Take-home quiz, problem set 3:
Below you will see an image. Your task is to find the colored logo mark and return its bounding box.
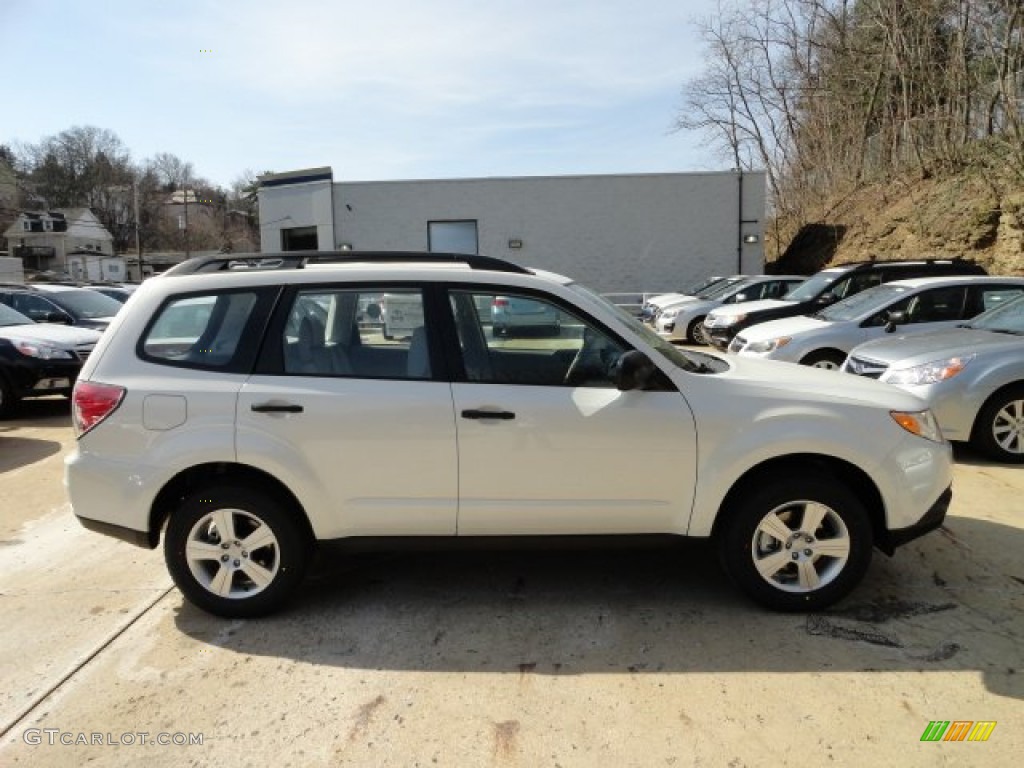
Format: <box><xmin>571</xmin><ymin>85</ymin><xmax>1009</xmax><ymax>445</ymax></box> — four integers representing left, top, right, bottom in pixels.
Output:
<box><xmin>920</xmin><ymin>721</ymin><xmax>996</xmax><ymax>742</ymax></box>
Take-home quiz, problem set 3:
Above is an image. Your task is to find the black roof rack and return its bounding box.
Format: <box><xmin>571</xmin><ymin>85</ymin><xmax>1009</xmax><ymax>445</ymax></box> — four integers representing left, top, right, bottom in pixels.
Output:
<box><xmin>161</xmin><ymin>251</ymin><xmax>532</xmax><ymax>277</ymax></box>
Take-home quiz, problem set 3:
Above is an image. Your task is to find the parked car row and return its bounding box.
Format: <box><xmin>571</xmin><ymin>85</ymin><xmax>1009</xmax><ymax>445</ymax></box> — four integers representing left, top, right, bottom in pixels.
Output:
<box><xmin>0</xmin><ymin>283</ymin><xmax>135</xmax><ymax>417</ymax></box>
<box><xmin>649</xmin><ymin>259</ymin><xmax>1021</xmax><ymax>463</ymax></box>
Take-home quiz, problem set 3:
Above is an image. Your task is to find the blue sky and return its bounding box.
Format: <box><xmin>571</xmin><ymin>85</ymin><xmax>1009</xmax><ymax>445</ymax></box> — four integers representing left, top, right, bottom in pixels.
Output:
<box><xmin>2</xmin><ymin>0</ymin><xmax>725</xmax><ymax>188</ymax></box>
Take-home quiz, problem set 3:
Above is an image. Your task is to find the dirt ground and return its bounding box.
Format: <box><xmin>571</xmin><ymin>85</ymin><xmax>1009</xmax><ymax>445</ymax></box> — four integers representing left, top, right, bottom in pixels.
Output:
<box><xmin>1</xmin><ymin>397</ymin><xmax>1021</xmax><ymax>767</ymax></box>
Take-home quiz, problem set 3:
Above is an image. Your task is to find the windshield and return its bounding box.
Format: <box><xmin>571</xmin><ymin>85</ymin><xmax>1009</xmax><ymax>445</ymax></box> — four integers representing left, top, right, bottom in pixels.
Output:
<box><xmin>48</xmin><ymin>289</ymin><xmax>123</xmax><ymax>319</ymax></box>
<box><xmin>0</xmin><ymin>303</ymin><xmax>35</xmax><ymax>327</ymax></box>
<box><xmin>570</xmin><ymin>283</ymin><xmax>726</xmax><ymax>373</ymax></box>
<box><xmin>682</xmin><ymin>276</ymin><xmax>724</xmax><ymax>296</ymax></box>
<box><xmin>816</xmin><ymin>284</ymin><xmax>907</xmax><ymax>322</ymax></box>
<box><xmin>965</xmin><ymin>293</ymin><xmax>1024</xmax><ymax>334</ymax></box>
<box><xmin>699</xmin><ymin>277</ymin><xmax>748</xmax><ymax>300</ymax></box>
<box><xmin>782</xmin><ymin>269</ymin><xmax>848</xmax><ymax>301</ymax></box>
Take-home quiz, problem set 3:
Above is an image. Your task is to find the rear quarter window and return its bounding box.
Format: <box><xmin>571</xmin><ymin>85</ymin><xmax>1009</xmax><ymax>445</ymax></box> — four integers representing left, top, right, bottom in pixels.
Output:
<box><xmin>139</xmin><ymin>289</ymin><xmax>274</xmax><ymax>371</ymax></box>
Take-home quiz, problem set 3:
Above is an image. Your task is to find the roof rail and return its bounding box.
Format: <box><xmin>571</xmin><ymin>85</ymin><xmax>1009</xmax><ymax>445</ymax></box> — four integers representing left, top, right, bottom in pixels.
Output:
<box><xmin>161</xmin><ymin>251</ymin><xmax>532</xmax><ymax>277</ymax></box>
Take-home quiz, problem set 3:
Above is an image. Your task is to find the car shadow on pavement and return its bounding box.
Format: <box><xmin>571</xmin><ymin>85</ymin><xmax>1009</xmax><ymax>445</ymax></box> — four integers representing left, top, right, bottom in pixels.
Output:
<box><xmin>1</xmin><ymin>397</ymin><xmax>71</xmax><ymax>428</ymax></box>
<box><xmin>173</xmin><ymin>517</ymin><xmax>1024</xmax><ymax>701</ymax></box>
<box><xmin>0</xmin><ymin>436</ymin><xmax>63</xmax><ymax>474</ymax></box>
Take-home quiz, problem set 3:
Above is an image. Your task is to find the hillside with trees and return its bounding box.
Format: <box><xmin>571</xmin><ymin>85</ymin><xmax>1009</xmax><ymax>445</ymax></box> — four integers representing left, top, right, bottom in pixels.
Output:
<box><xmin>1</xmin><ymin>126</ymin><xmax>263</xmax><ymax>260</ymax></box>
<box><xmin>679</xmin><ymin>0</ymin><xmax>1023</xmax><ymax>274</ymax></box>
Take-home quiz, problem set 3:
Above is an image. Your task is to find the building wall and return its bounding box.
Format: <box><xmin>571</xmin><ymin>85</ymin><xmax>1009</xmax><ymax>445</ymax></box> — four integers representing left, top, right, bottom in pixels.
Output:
<box><xmin>258</xmin><ymin>178</ymin><xmax>335</xmax><ymax>254</ymax></box>
<box><xmin>260</xmin><ymin>171</ymin><xmax>766</xmax><ymax>293</ymax></box>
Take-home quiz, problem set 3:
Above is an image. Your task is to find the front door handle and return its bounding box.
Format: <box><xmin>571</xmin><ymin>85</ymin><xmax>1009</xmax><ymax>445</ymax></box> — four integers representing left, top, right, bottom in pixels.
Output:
<box><xmin>461</xmin><ymin>409</ymin><xmax>515</xmax><ymax>420</ymax></box>
<box><xmin>251</xmin><ymin>402</ymin><xmax>304</xmax><ymax>413</ymax></box>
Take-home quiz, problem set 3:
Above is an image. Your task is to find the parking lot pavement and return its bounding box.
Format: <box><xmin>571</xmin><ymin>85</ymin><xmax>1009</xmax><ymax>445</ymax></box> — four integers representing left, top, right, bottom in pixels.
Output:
<box><xmin>1</xmin><ymin>405</ymin><xmax>1023</xmax><ymax>766</ymax></box>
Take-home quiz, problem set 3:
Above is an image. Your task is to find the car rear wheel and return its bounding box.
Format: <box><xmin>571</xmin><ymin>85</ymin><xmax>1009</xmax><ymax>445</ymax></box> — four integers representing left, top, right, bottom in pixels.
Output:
<box><xmin>971</xmin><ymin>386</ymin><xmax>1024</xmax><ymax>463</ymax></box>
<box><xmin>164</xmin><ymin>485</ymin><xmax>310</xmax><ymax>618</ymax></box>
<box><xmin>800</xmin><ymin>350</ymin><xmax>846</xmax><ymax>370</ymax></box>
<box><xmin>718</xmin><ymin>476</ymin><xmax>873</xmax><ymax>611</ymax></box>
<box><xmin>687</xmin><ymin>317</ymin><xmax>709</xmax><ymax>345</ymax></box>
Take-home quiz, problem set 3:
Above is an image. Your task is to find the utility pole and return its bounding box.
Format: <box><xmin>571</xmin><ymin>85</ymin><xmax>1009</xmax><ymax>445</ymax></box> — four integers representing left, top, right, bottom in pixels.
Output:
<box><xmin>133</xmin><ymin>178</ymin><xmax>144</xmax><ymax>280</ymax></box>
<box><xmin>182</xmin><ymin>171</ymin><xmax>190</xmax><ymax>259</ymax></box>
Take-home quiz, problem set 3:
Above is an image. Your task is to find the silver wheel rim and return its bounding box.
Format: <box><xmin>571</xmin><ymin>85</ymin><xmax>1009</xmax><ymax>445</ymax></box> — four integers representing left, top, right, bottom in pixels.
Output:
<box><xmin>750</xmin><ymin>500</ymin><xmax>851</xmax><ymax>593</ymax></box>
<box><xmin>992</xmin><ymin>398</ymin><xmax>1024</xmax><ymax>455</ymax></box>
<box><xmin>810</xmin><ymin>358</ymin><xmax>840</xmax><ymax>370</ymax></box>
<box><xmin>185</xmin><ymin>508</ymin><xmax>281</xmax><ymax>599</ymax></box>
<box><xmin>692</xmin><ymin>321</ymin><xmax>709</xmax><ymax>345</ymax></box>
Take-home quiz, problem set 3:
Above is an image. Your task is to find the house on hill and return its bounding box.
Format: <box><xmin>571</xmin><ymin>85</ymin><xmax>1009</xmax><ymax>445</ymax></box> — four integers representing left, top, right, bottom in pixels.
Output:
<box><xmin>2</xmin><ymin>208</ymin><xmax>125</xmax><ymax>280</ymax></box>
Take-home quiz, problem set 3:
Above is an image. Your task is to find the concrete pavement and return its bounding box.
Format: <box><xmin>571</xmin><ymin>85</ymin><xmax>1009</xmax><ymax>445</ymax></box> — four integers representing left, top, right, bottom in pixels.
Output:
<box><xmin>1</xmin><ymin>397</ymin><xmax>1022</xmax><ymax>766</ymax></box>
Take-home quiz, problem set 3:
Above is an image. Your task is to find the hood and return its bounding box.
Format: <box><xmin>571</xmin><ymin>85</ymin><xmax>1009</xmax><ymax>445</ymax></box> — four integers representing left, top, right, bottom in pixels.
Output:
<box><xmin>704</xmin><ymin>352</ymin><xmax>928</xmax><ymax>412</ymax></box>
<box><xmin>706</xmin><ymin>298</ymin><xmax>794</xmax><ymax>320</ymax></box>
<box><xmin>850</xmin><ymin>328</ymin><xmax>1024</xmax><ymax>366</ymax></box>
<box><xmin>737</xmin><ymin>314</ymin><xmax>830</xmax><ymax>342</ymax></box>
<box><xmin>662</xmin><ymin>298</ymin><xmax>718</xmax><ymax>317</ymax></box>
<box><xmin>0</xmin><ymin>322</ymin><xmax>103</xmax><ymax>348</ymax></box>
<box><xmin>651</xmin><ymin>293</ymin><xmax>699</xmax><ymax>309</ymax></box>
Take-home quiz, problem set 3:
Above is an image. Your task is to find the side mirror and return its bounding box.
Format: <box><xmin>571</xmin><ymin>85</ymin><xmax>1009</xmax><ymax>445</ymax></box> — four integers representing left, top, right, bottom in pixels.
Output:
<box><xmin>817</xmin><ymin>292</ymin><xmax>837</xmax><ymax>305</ymax></box>
<box><xmin>43</xmin><ymin>311</ymin><xmax>72</xmax><ymax>324</ymax></box>
<box><xmin>884</xmin><ymin>310</ymin><xmax>907</xmax><ymax>333</ymax></box>
<box><xmin>613</xmin><ymin>350</ymin><xmax>656</xmax><ymax>391</ymax></box>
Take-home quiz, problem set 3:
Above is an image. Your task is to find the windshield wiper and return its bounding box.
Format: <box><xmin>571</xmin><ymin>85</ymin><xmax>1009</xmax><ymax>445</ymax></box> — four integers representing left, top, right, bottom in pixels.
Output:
<box><xmin>986</xmin><ymin>328</ymin><xmax>1024</xmax><ymax>336</ymax></box>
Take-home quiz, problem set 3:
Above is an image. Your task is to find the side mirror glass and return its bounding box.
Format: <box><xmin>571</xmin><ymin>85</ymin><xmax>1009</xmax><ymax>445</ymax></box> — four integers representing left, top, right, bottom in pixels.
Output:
<box><xmin>885</xmin><ymin>310</ymin><xmax>907</xmax><ymax>333</ymax></box>
<box><xmin>44</xmin><ymin>311</ymin><xmax>72</xmax><ymax>324</ymax></box>
<box><xmin>613</xmin><ymin>350</ymin><xmax>656</xmax><ymax>391</ymax></box>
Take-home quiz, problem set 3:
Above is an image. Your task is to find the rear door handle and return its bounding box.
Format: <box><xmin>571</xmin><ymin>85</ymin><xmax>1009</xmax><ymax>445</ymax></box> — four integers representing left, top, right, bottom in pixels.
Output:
<box><xmin>461</xmin><ymin>409</ymin><xmax>515</xmax><ymax>420</ymax></box>
<box><xmin>251</xmin><ymin>402</ymin><xmax>304</xmax><ymax>413</ymax></box>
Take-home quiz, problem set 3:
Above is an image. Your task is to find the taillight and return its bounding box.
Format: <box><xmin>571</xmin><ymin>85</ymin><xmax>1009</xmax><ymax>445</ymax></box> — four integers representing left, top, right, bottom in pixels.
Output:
<box><xmin>493</xmin><ymin>297</ymin><xmax>509</xmax><ymax>307</ymax></box>
<box><xmin>72</xmin><ymin>381</ymin><xmax>125</xmax><ymax>437</ymax></box>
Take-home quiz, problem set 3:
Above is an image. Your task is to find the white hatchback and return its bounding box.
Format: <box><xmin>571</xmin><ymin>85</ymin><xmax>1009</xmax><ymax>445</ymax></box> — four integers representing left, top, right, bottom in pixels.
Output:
<box><xmin>67</xmin><ymin>252</ymin><xmax>953</xmax><ymax>617</ymax></box>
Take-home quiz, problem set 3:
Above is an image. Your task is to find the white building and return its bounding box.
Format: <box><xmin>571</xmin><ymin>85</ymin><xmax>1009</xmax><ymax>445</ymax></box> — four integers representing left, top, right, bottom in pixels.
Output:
<box><xmin>258</xmin><ymin>167</ymin><xmax>766</xmax><ymax>293</ymax></box>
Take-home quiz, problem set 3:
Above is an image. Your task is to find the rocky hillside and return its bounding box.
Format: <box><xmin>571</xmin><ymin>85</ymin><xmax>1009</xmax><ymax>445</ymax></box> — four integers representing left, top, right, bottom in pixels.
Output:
<box><xmin>770</xmin><ymin>165</ymin><xmax>1024</xmax><ymax>277</ymax></box>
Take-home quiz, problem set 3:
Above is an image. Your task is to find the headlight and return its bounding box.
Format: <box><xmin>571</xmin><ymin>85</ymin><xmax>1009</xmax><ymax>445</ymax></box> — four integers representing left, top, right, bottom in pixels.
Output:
<box><xmin>13</xmin><ymin>340</ymin><xmax>75</xmax><ymax>360</ymax></box>
<box><xmin>890</xmin><ymin>410</ymin><xmax>944</xmax><ymax>443</ymax></box>
<box><xmin>661</xmin><ymin>308</ymin><xmax>679</xmax><ymax>319</ymax></box>
<box><xmin>714</xmin><ymin>313</ymin><xmax>747</xmax><ymax>327</ymax></box>
<box><xmin>745</xmin><ymin>337</ymin><xmax>791</xmax><ymax>354</ymax></box>
<box><xmin>885</xmin><ymin>355</ymin><xmax>974</xmax><ymax>387</ymax></box>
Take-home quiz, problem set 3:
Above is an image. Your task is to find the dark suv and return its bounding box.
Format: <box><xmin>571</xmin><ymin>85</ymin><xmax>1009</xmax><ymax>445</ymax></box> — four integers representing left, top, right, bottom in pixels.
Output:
<box><xmin>703</xmin><ymin>259</ymin><xmax>986</xmax><ymax>349</ymax></box>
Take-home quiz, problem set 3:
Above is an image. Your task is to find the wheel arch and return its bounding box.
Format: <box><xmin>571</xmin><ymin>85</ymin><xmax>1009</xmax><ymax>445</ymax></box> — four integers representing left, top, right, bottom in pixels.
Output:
<box><xmin>149</xmin><ymin>462</ymin><xmax>314</xmax><ymax>548</ymax></box>
<box><xmin>971</xmin><ymin>380</ymin><xmax>1024</xmax><ymax>433</ymax></box>
<box><xmin>710</xmin><ymin>453</ymin><xmax>888</xmax><ymax>552</ymax></box>
<box><xmin>799</xmin><ymin>348</ymin><xmax>847</xmax><ymax>366</ymax></box>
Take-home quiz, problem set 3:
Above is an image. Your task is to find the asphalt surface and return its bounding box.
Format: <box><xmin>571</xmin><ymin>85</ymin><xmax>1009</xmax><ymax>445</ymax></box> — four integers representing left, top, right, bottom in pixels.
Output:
<box><xmin>1</xmin><ymin>396</ymin><xmax>1022</xmax><ymax>767</ymax></box>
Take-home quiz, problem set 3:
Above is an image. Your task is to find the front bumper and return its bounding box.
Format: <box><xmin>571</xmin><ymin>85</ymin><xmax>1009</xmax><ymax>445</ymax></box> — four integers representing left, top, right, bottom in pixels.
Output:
<box><xmin>4</xmin><ymin>356</ymin><xmax>82</xmax><ymax>397</ymax></box>
<box><xmin>877</xmin><ymin>486</ymin><xmax>951</xmax><ymax>555</ymax></box>
<box><xmin>706</xmin><ymin>327</ymin><xmax>737</xmax><ymax>350</ymax></box>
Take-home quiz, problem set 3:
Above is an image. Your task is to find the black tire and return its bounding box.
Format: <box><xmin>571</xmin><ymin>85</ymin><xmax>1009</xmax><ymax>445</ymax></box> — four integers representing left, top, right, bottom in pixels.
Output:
<box><xmin>718</xmin><ymin>476</ymin><xmax>873</xmax><ymax>611</ymax></box>
<box><xmin>800</xmin><ymin>350</ymin><xmax>846</xmax><ymax>370</ymax></box>
<box><xmin>0</xmin><ymin>375</ymin><xmax>19</xmax><ymax>419</ymax></box>
<box><xmin>164</xmin><ymin>485</ymin><xmax>311</xmax><ymax>618</ymax></box>
<box><xmin>971</xmin><ymin>386</ymin><xmax>1024</xmax><ymax>463</ymax></box>
<box><xmin>686</xmin><ymin>316</ymin><xmax>709</xmax><ymax>345</ymax></box>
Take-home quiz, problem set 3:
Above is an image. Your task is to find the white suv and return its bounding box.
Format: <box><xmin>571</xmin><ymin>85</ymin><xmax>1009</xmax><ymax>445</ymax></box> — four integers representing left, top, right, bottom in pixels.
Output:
<box><xmin>67</xmin><ymin>252</ymin><xmax>953</xmax><ymax>617</ymax></box>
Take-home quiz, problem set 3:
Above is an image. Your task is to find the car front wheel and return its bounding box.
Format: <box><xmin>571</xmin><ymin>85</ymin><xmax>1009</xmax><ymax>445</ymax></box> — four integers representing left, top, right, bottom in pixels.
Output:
<box><xmin>972</xmin><ymin>386</ymin><xmax>1024</xmax><ymax>463</ymax></box>
<box><xmin>718</xmin><ymin>477</ymin><xmax>873</xmax><ymax>611</ymax></box>
<box><xmin>687</xmin><ymin>317</ymin><xmax>709</xmax><ymax>345</ymax></box>
<box><xmin>164</xmin><ymin>485</ymin><xmax>310</xmax><ymax>618</ymax></box>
